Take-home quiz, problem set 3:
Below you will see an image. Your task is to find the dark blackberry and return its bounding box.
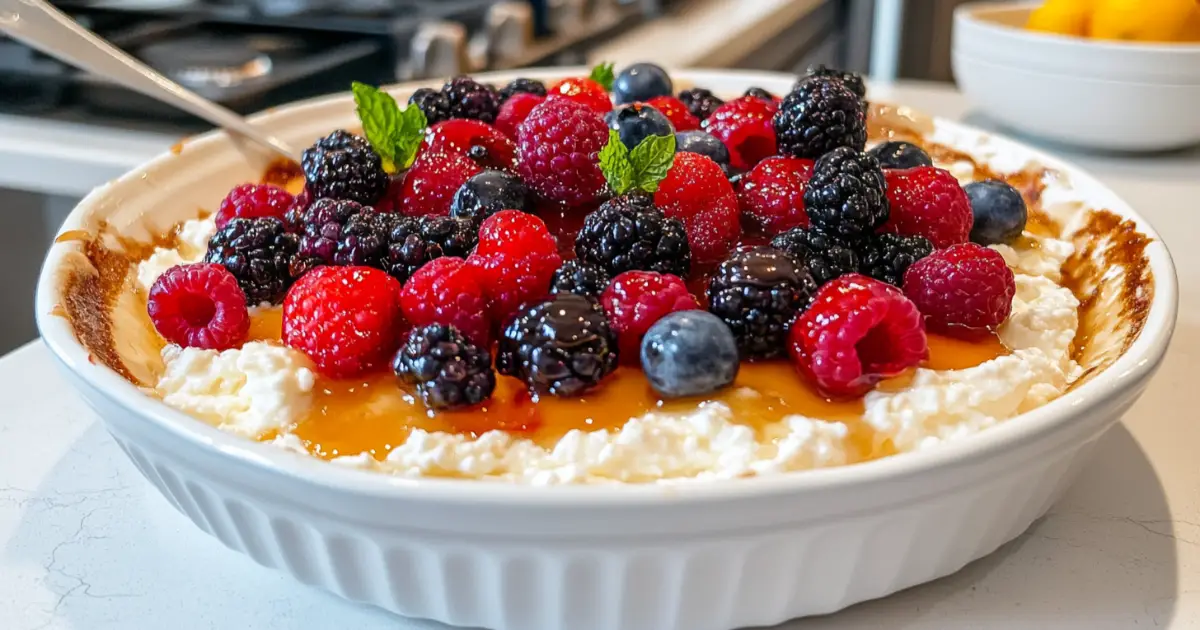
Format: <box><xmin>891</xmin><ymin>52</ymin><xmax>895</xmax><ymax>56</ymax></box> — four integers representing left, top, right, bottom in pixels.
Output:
<box><xmin>773</xmin><ymin>76</ymin><xmax>867</xmax><ymax>159</ymax></box>
<box><xmin>744</xmin><ymin>87</ymin><xmax>777</xmax><ymax>102</ymax></box>
<box><xmin>801</xmin><ymin>64</ymin><xmax>867</xmax><ymax>100</ymax></box>
<box><xmin>381</xmin><ymin>215</ymin><xmax>478</xmax><ymax>283</ymax></box>
<box><xmin>203</xmin><ymin>217</ymin><xmax>298</xmax><ymax>305</ymax></box>
<box><xmin>289</xmin><ymin>198</ymin><xmax>375</xmax><ymax>278</ymax></box>
<box><xmin>498</xmin><ymin>77</ymin><xmax>547</xmax><ymax>103</ymax></box>
<box><xmin>857</xmin><ymin>232</ymin><xmax>933</xmax><ymax>287</ymax></box>
<box><xmin>574</xmin><ymin>195</ymin><xmax>691</xmax><ymax>278</ymax></box>
<box><xmin>408</xmin><ymin>87</ymin><xmax>451</xmax><ymax>125</ymax></box>
<box><xmin>393</xmin><ymin>324</ymin><xmax>495</xmax><ymax>410</ymax></box>
<box><xmin>442</xmin><ymin>76</ymin><xmax>500</xmax><ymax>123</ymax></box>
<box><xmin>497</xmin><ymin>294</ymin><xmax>619</xmax><ymax>396</ymax></box>
<box><xmin>300</xmin><ymin>130</ymin><xmax>388</xmax><ymax>206</ymax></box>
<box><xmin>803</xmin><ymin>146</ymin><xmax>889</xmax><ymax>239</ymax></box>
<box><xmin>550</xmin><ymin>259</ymin><xmax>611</xmax><ymax>298</ymax></box>
<box><xmin>707</xmin><ymin>246</ymin><xmax>816</xmax><ymax>359</ymax></box>
<box><xmin>770</xmin><ymin>227</ymin><xmax>860</xmax><ymax>287</ymax></box>
<box><xmin>450</xmin><ymin>169</ymin><xmax>532</xmax><ymax>223</ymax></box>
<box><xmin>677</xmin><ymin>87</ymin><xmax>724</xmax><ymax>121</ymax></box>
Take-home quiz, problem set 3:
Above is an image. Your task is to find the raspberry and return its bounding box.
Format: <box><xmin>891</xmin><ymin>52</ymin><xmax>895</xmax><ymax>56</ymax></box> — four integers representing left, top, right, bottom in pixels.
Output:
<box><xmin>475</xmin><ymin>210</ymin><xmax>558</xmax><ymax>259</ymax></box>
<box><xmin>677</xmin><ymin>87</ymin><xmax>724</xmax><ymax>121</ymax></box>
<box><xmin>902</xmin><ymin>243</ymin><xmax>1015</xmax><ymax>335</ymax></box>
<box><xmin>770</xmin><ymin>227</ymin><xmax>858</xmax><ymax>287</ymax></box>
<box><xmin>204</xmin><ymin>216</ymin><xmax>298</xmax><ymax>305</ymax></box>
<box><xmin>801</xmin><ymin>64</ymin><xmax>867</xmax><ymax>100</ymax></box>
<box><xmin>516</xmin><ymin>98</ymin><xmax>608</xmax><ymax>206</ymax></box>
<box><xmin>550</xmin><ymin>259</ymin><xmax>610</xmax><ymax>298</ymax></box>
<box><xmin>653</xmin><ymin>152</ymin><xmax>740</xmax><ymax>263</ymax></box>
<box><xmin>399</xmin><ymin>150</ymin><xmax>482</xmax><ymax>217</ymax></box>
<box><xmin>547</xmin><ymin>76</ymin><xmax>612</xmax><ymax>114</ymax></box>
<box><xmin>393</xmin><ymin>324</ymin><xmax>496</xmax><ymax>410</ymax></box>
<box><xmin>497</xmin><ymin>294</ymin><xmax>619</xmax><ymax>396</ymax></box>
<box><xmin>574</xmin><ymin>194</ymin><xmax>692</xmax><ymax>278</ymax></box>
<box><xmin>858</xmin><ymin>232</ymin><xmax>933</xmax><ymax>287</ymax></box>
<box><xmin>646</xmin><ymin>95</ymin><xmax>700</xmax><ymax>131</ymax></box>
<box><xmin>495</xmin><ymin>93</ymin><xmax>544</xmax><ymax>140</ymax></box>
<box><xmin>369</xmin><ymin>175</ymin><xmax>405</xmax><ymax>214</ymax></box>
<box><xmin>738</xmin><ymin>156</ymin><xmax>815</xmax><ymax>234</ymax></box>
<box><xmin>701</xmin><ymin>96</ymin><xmax>778</xmax><ymax>171</ymax></box>
<box><xmin>468</xmin><ymin>251</ymin><xmax>562</xmax><ymax>326</ymax></box>
<box><xmin>441</xmin><ymin>76</ymin><xmax>500</xmax><ymax>123</ymax></box>
<box><xmin>499</xmin><ymin>78</ymin><xmax>547</xmax><ymax>103</ymax></box>
<box><xmin>421</xmin><ymin>119</ymin><xmax>517</xmax><ymax>171</ymax></box>
<box><xmin>707</xmin><ymin>246</ymin><xmax>816</xmax><ymax>359</ymax></box>
<box><xmin>881</xmin><ymin>167</ymin><xmax>973</xmax><ymax>248</ymax></box>
<box><xmin>774</xmin><ymin>76</ymin><xmax>867</xmax><ymax>159</ymax></box>
<box><xmin>148</xmin><ymin>263</ymin><xmax>249</xmax><ymax>350</ymax></box>
<box><xmin>301</xmin><ymin>130</ymin><xmax>388</xmax><ymax>206</ymax></box>
<box><xmin>803</xmin><ymin>146</ymin><xmax>888</xmax><ymax>239</ymax></box>
<box><xmin>601</xmin><ymin>271</ymin><xmax>700</xmax><ymax>360</ymax></box>
<box><xmin>400</xmin><ymin>257</ymin><xmax>491</xmax><ymax>346</ymax></box>
<box><xmin>214</xmin><ymin>183</ymin><xmax>294</xmax><ymax>229</ymax></box>
<box><xmin>283</xmin><ymin>266</ymin><xmax>404</xmax><ymax>378</ymax></box>
<box><xmin>789</xmin><ymin>274</ymin><xmax>927</xmax><ymax>398</ymax></box>
<box><xmin>408</xmin><ymin>87</ymin><xmax>450</xmax><ymax>126</ymax></box>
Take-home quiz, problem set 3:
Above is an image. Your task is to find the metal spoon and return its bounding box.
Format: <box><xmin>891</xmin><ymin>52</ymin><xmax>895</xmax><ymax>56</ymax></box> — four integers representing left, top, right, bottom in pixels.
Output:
<box><xmin>0</xmin><ymin>0</ymin><xmax>301</xmax><ymax>162</ymax></box>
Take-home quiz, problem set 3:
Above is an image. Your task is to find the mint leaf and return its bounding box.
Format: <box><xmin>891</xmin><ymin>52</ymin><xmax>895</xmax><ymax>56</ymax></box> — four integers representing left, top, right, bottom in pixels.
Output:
<box><xmin>352</xmin><ymin>82</ymin><xmax>401</xmax><ymax>172</ymax></box>
<box><xmin>395</xmin><ymin>104</ymin><xmax>427</xmax><ymax>170</ymax></box>
<box><xmin>589</xmin><ymin>62</ymin><xmax>616</xmax><ymax>92</ymax></box>
<box><xmin>629</xmin><ymin>133</ymin><xmax>676</xmax><ymax>193</ymax></box>
<box><xmin>598</xmin><ymin>130</ymin><xmax>634</xmax><ymax>195</ymax></box>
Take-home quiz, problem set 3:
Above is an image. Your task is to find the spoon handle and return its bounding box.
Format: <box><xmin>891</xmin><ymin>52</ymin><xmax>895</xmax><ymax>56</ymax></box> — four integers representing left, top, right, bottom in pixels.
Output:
<box><xmin>0</xmin><ymin>0</ymin><xmax>301</xmax><ymax>161</ymax></box>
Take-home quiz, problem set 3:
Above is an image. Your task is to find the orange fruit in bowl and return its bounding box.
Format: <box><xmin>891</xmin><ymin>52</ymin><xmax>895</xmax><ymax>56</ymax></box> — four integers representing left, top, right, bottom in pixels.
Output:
<box><xmin>1089</xmin><ymin>0</ymin><xmax>1199</xmax><ymax>42</ymax></box>
<box><xmin>1027</xmin><ymin>0</ymin><xmax>1093</xmax><ymax>36</ymax></box>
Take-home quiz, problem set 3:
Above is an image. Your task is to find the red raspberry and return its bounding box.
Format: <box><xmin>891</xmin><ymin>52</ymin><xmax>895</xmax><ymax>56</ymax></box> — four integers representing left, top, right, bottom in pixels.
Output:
<box><xmin>468</xmin><ymin>251</ymin><xmax>562</xmax><ymax>325</ymax></box>
<box><xmin>283</xmin><ymin>266</ymin><xmax>405</xmax><ymax>378</ymax></box>
<box><xmin>496</xmin><ymin>93</ymin><xmax>544</xmax><ymax>140</ymax></box>
<box><xmin>646</xmin><ymin>95</ymin><xmax>700</xmax><ymax>131</ymax></box>
<box><xmin>214</xmin><ymin>183</ymin><xmax>294</xmax><ymax>229</ymax></box>
<box><xmin>476</xmin><ymin>210</ymin><xmax>559</xmax><ymax>259</ymax></box>
<box><xmin>546</xmin><ymin>77</ymin><xmax>612</xmax><ymax>114</ymax></box>
<box><xmin>881</xmin><ymin>167</ymin><xmax>973</xmax><ymax>248</ymax></box>
<box><xmin>399</xmin><ymin>150</ymin><xmax>482</xmax><ymax>217</ymax></box>
<box><xmin>601</xmin><ymin>271</ymin><xmax>700</xmax><ymax>360</ymax></box>
<box><xmin>701</xmin><ymin>96</ymin><xmax>778</xmax><ymax>171</ymax></box>
<box><xmin>902</xmin><ymin>243</ymin><xmax>1015</xmax><ymax>335</ymax></box>
<box><xmin>738</xmin><ymin>156</ymin><xmax>815</xmax><ymax>234</ymax></box>
<box><xmin>148</xmin><ymin>263</ymin><xmax>249</xmax><ymax>350</ymax></box>
<box><xmin>371</xmin><ymin>174</ymin><xmax>407</xmax><ymax>214</ymax></box>
<box><xmin>420</xmin><ymin>119</ymin><xmax>516</xmax><ymax>171</ymax></box>
<box><xmin>400</xmin><ymin>257</ymin><xmax>491</xmax><ymax>346</ymax></box>
<box><xmin>653</xmin><ymin>152</ymin><xmax>740</xmax><ymax>264</ymax></box>
<box><xmin>789</xmin><ymin>274</ymin><xmax>927</xmax><ymax>398</ymax></box>
<box><xmin>516</xmin><ymin>99</ymin><xmax>609</xmax><ymax>206</ymax></box>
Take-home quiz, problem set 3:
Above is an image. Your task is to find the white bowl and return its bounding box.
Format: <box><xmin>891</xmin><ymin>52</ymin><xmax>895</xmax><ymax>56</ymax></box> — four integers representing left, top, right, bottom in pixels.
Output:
<box><xmin>953</xmin><ymin>2</ymin><xmax>1200</xmax><ymax>151</ymax></box>
<box><xmin>35</xmin><ymin>69</ymin><xmax>1178</xmax><ymax>630</ymax></box>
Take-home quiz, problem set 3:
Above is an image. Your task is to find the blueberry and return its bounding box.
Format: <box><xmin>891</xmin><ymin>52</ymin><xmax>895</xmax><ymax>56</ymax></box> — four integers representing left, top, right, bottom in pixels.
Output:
<box><xmin>613</xmin><ymin>62</ymin><xmax>673</xmax><ymax>105</ymax></box>
<box><xmin>450</xmin><ymin>169</ymin><xmax>532</xmax><ymax>223</ymax></box>
<box><xmin>867</xmin><ymin>141</ymin><xmax>933</xmax><ymax>170</ymax></box>
<box><xmin>744</xmin><ymin>87</ymin><xmax>776</xmax><ymax>102</ymax></box>
<box><xmin>606</xmin><ymin>103</ymin><xmax>674</xmax><ymax>151</ymax></box>
<box><xmin>675</xmin><ymin>130</ymin><xmax>731</xmax><ymax>169</ymax></box>
<box><xmin>965</xmin><ymin>179</ymin><xmax>1028</xmax><ymax>245</ymax></box>
<box><xmin>641</xmin><ymin>310</ymin><xmax>739</xmax><ymax>398</ymax></box>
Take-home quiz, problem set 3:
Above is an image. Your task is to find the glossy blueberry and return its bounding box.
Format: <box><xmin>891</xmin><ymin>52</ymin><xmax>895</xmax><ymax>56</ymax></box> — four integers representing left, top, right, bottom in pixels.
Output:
<box><xmin>641</xmin><ymin>310</ymin><xmax>739</xmax><ymax>399</ymax></box>
<box><xmin>965</xmin><ymin>179</ymin><xmax>1028</xmax><ymax>245</ymax></box>
<box><xmin>450</xmin><ymin>169</ymin><xmax>533</xmax><ymax>223</ymax></box>
<box><xmin>675</xmin><ymin>130</ymin><xmax>731</xmax><ymax>169</ymax></box>
<box><xmin>613</xmin><ymin>62</ymin><xmax>673</xmax><ymax>105</ymax></box>
<box><xmin>867</xmin><ymin>141</ymin><xmax>933</xmax><ymax>170</ymax></box>
<box><xmin>606</xmin><ymin>103</ymin><xmax>675</xmax><ymax>151</ymax></box>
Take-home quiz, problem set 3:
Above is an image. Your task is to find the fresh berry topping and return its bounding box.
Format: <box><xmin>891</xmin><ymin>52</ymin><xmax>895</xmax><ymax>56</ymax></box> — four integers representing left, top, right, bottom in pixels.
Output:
<box><xmin>468</xmin><ymin>251</ymin><xmax>562</xmax><ymax>326</ymax></box>
<box><xmin>381</xmin><ymin>215</ymin><xmax>478</xmax><ymax>283</ymax></box>
<box><xmin>497</xmin><ymin>293</ymin><xmax>619</xmax><ymax>396</ymax></box>
<box><xmin>204</xmin><ymin>217</ymin><xmax>299</xmax><ymax>305</ymax></box>
<box><xmin>774</xmin><ymin>76</ymin><xmax>867</xmax><ymax>159</ymax></box>
<box><xmin>677</xmin><ymin>87</ymin><xmax>725</xmax><ymax>121</ymax></box>
<box><xmin>550</xmin><ymin>259</ymin><xmax>611</xmax><ymax>298</ymax></box>
<box><xmin>675</xmin><ymin>130</ymin><xmax>731</xmax><ymax>171</ymax></box>
<box><xmin>300</xmin><ymin>130</ymin><xmax>389</xmax><ymax>206</ymax></box>
<box><xmin>441</xmin><ymin>76</ymin><xmax>500</xmax><ymax>123</ymax></box>
<box><xmin>450</xmin><ymin>169</ymin><xmax>533</xmax><ymax>223</ymax></box>
<box><xmin>606</xmin><ymin>102</ymin><xmax>675</xmax><ymax>150</ymax></box>
<box><xmin>601</xmin><ymin>270</ymin><xmax>700</xmax><ymax>360</ymax></box>
<box><xmin>400</xmin><ymin>257</ymin><xmax>491</xmax><ymax>346</ymax></box>
<box><xmin>707</xmin><ymin>246</ymin><xmax>816</xmax><ymax>359</ymax></box>
<box><xmin>393</xmin><ymin>324</ymin><xmax>496</xmax><ymax>410</ymax></box>
<box><xmin>902</xmin><ymin>243</ymin><xmax>1015</xmax><ymax>335</ymax></box>
<box><xmin>495</xmin><ymin>92</ymin><xmax>544</xmax><ymax>140</ymax></box>
<box><xmin>421</xmin><ymin>119</ymin><xmax>517</xmax><ymax>170</ymax></box>
<box><xmin>214</xmin><ymin>183</ymin><xmax>294</xmax><ymax>229</ymax></box>
<box><xmin>738</xmin><ymin>156</ymin><xmax>815</xmax><ymax>233</ymax></box>
<box><xmin>881</xmin><ymin>166</ymin><xmax>973</xmax><ymax>248</ymax></box>
<box><xmin>498</xmin><ymin>78</ymin><xmax>547</xmax><ymax>103</ymax></box>
<box><xmin>475</xmin><ymin>209</ymin><xmax>558</xmax><ymax>259</ymax></box>
<box><xmin>858</xmin><ymin>232</ymin><xmax>933</xmax><ymax>287</ymax></box>
<box><xmin>654</xmin><ymin>152</ymin><xmax>740</xmax><ymax>263</ymax></box>
<box><xmin>743</xmin><ymin>87</ymin><xmax>778</xmax><ymax>102</ymax></box>
<box><xmin>613</xmin><ymin>62</ymin><xmax>673</xmax><ymax>105</ymax></box>
<box><xmin>702</xmin><ymin>96</ymin><xmax>778</xmax><ymax>171</ymax></box>
<box><xmin>547</xmin><ymin>76</ymin><xmax>612</xmax><ymax>114</ymax></box>
<box><xmin>575</xmin><ymin>194</ymin><xmax>692</xmax><ymax>278</ymax></box>
<box><xmin>803</xmin><ymin>146</ymin><xmax>888</xmax><ymax>239</ymax></box>
<box><xmin>789</xmin><ymin>274</ymin><xmax>927</xmax><ymax>398</ymax></box>
<box><xmin>641</xmin><ymin>310</ymin><xmax>739</xmax><ymax>398</ymax></box>
<box><xmin>148</xmin><ymin>263</ymin><xmax>249</xmax><ymax>350</ymax></box>
<box><xmin>516</xmin><ymin>98</ymin><xmax>609</xmax><ymax>206</ymax></box>
<box><xmin>646</xmin><ymin>95</ymin><xmax>700</xmax><ymax>132</ymax></box>
<box><xmin>770</xmin><ymin>227</ymin><xmax>859</xmax><ymax>287</ymax></box>
<box><xmin>868</xmin><ymin>141</ymin><xmax>933</xmax><ymax>169</ymax></box>
<box><xmin>286</xmin><ymin>188</ymin><xmax>313</xmax><ymax>226</ymax></box>
<box><xmin>965</xmin><ymin>179</ymin><xmax>1028</xmax><ymax>245</ymax></box>
<box><xmin>408</xmin><ymin>87</ymin><xmax>451</xmax><ymax>126</ymax></box>
<box><xmin>800</xmin><ymin>64</ymin><xmax>867</xmax><ymax>100</ymax></box>
<box><xmin>283</xmin><ymin>266</ymin><xmax>405</xmax><ymax>378</ymax></box>
<box><xmin>400</xmin><ymin>149</ymin><xmax>483</xmax><ymax>217</ymax></box>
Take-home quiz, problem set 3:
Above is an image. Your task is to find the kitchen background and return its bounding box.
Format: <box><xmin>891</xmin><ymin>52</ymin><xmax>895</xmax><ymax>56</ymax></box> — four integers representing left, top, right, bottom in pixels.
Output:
<box><xmin>0</xmin><ymin>0</ymin><xmax>968</xmax><ymax>355</ymax></box>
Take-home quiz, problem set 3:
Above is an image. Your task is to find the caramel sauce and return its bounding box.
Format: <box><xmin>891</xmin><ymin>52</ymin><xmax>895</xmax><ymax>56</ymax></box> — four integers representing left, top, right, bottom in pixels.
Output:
<box><xmin>169</xmin><ymin>141</ymin><xmax>184</xmax><ymax>156</ymax></box>
<box><xmin>246</xmin><ymin>307</ymin><xmax>284</xmax><ymax>343</ymax></box>
<box><xmin>55</xmin><ymin>229</ymin><xmax>92</xmax><ymax>243</ymax></box>
<box><xmin>261</xmin><ymin>158</ymin><xmax>304</xmax><ymax>190</ymax></box>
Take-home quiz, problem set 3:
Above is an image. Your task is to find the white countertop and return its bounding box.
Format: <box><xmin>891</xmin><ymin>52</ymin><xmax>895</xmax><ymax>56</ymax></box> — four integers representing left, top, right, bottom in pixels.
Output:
<box><xmin>3</xmin><ymin>82</ymin><xmax>1200</xmax><ymax>629</ymax></box>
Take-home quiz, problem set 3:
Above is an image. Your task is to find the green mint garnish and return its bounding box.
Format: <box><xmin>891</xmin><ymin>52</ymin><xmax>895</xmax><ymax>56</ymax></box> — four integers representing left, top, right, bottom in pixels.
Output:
<box><xmin>598</xmin><ymin>130</ymin><xmax>676</xmax><ymax>196</ymax></box>
<box><xmin>352</xmin><ymin>81</ymin><xmax>427</xmax><ymax>173</ymax></box>
<box><xmin>589</xmin><ymin>62</ymin><xmax>616</xmax><ymax>92</ymax></box>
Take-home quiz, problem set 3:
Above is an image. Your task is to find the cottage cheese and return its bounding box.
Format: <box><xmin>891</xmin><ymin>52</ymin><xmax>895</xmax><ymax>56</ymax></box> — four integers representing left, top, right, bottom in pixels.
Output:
<box><xmin>136</xmin><ymin>217</ymin><xmax>215</xmax><ymax>292</ymax></box>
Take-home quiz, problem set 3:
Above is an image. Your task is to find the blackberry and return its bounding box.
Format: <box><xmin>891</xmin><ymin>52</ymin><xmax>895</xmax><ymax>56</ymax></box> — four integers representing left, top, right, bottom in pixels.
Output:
<box><xmin>773</xmin><ymin>76</ymin><xmax>867</xmax><ymax>159</ymax></box>
<box><xmin>450</xmin><ymin>169</ymin><xmax>532</xmax><ymax>223</ymax></box>
<box><xmin>858</xmin><ymin>232</ymin><xmax>933</xmax><ymax>287</ymax></box>
<box><xmin>803</xmin><ymin>146</ymin><xmax>889</xmax><ymax>239</ymax></box>
<box><xmin>707</xmin><ymin>246</ymin><xmax>816</xmax><ymax>359</ymax></box>
<box><xmin>550</xmin><ymin>259</ymin><xmax>611</xmax><ymax>298</ymax></box>
<box><xmin>442</xmin><ymin>76</ymin><xmax>500</xmax><ymax>123</ymax></box>
<box><xmin>770</xmin><ymin>227</ymin><xmax>859</xmax><ymax>287</ymax></box>
<box><xmin>203</xmin><ymin>217</ymin><xmax>298</xmax><ymax>305</ymax></box>
<box><xmin>802</xmin><ymin>64</ymin><xmax>867</xmax><ymax>100</ymax></box>
<box><xmin>498</xmin><ymin>77</ymin><xmax>547</xmax><ymax>103</ymax></box>
<box><xmin>677</xmin><ymin>87</ymin><xmax>724</xmax><ymax>121</ymax></box>
<box><xmin>393</xmin><ymin>324</ymin><xmax>496</xmax><ymax>410</ymax></box>
<box><xmin>497</xmin><ymin>294</ymin><xmax>619</xmax><ymax>396</ymax></box>
<box><xmin>574</xmin><ymin>195</ymin><xmax>691</xmax><ymax>278</ymax></box>
<box><xmin>408</xmin><ymin>88</ymin><xmax>451</xmax><ymax>125</ymax></box>
<box><xmin>744</xmin><ymin>87</ymin><xmax>776</xmax><ymax>102</ymax></box>
<box><xmin>381</xmin><ymin>215</ymin><xmax>478</xmax><ymax>283</ymax></box>
<box><xmin>300</xmin><ymin>130</ymin><xmax>388</xmax><ymax>206</ymax></box>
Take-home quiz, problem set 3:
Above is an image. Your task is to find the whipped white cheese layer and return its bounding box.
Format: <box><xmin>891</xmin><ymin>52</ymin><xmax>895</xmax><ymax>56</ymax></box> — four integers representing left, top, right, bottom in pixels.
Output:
<box><xmin>136</xmin><ymin>217</ymin><xmax>215</xmax><ymax>292</ymax></box>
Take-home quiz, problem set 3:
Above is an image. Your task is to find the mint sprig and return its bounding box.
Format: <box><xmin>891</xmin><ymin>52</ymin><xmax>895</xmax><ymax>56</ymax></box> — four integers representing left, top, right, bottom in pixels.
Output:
<box><xmin>589</xmin><ymin>62</ymin><xmax>616</xmax><ymax>92</ymax></box>
<box><xmin>598</xmin><ymin>130</ymin><xmax>676</xmax><ymax>196</ymax></box>
<box><xmin>352</xmin><ymin>82</ymin><xmax>427</xmax><ymax>173</ymax></box>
